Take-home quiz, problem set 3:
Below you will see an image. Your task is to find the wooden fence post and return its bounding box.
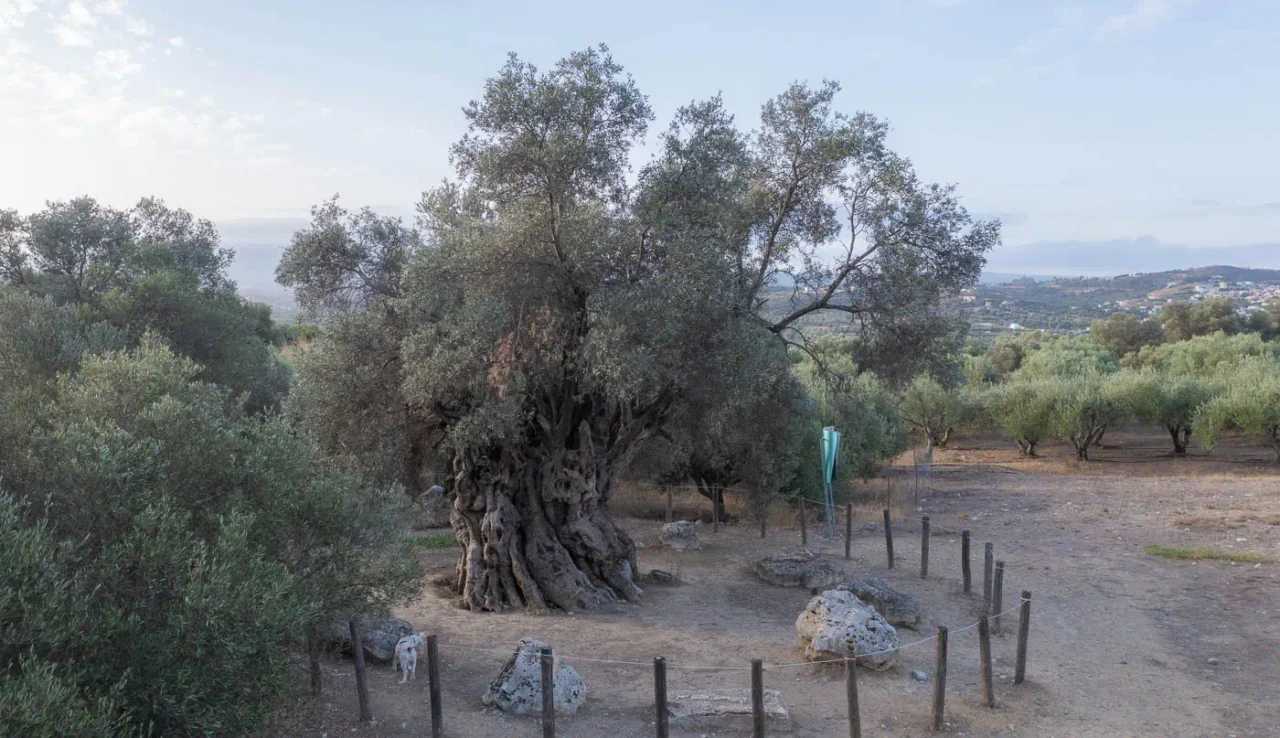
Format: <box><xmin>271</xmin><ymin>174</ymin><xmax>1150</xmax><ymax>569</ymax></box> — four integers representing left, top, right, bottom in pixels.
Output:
<box><xmin>654</xmin><ymin>656</ymin><xmax>668</xmax><ymax>738</ymax></box>
<box><xmin>1015</xmin><ymin>591</ymin><xmax>1032</xmax><ymax>685</ymax></box>
<box><xmin>932</xmin><ymin>626</ymin><xmax>948</xmax><ymax>731</ymax></box>
<box><xmin>427</xmin><ymin>634</ymin><xmax>443</xmax><ymax>738</ymax></box>
<box><xmin>961</xmin><ymin>530</ymin><xmax>971</xmax><ymax>594</ymax></box>
<box><xmin>751</xmin><ymin>659</ymin><xmax>765</xmax><ymax>738</ymax></box>
<box><xmin>541</xmin><ymin>647</ymin><xmax>555</xmax><ymax>738</ymax></box>
<box><xmin>978</xmin><ymin>611</ymin><xmax>995</xmax><ymax>708</ymax></box>
<box><xmin>992</xmin><ymin>561</ymin><xmax>1005</xmax><ymax>632</ymax></box>
<box><xmin>846</xmin><ymin>656</ymin><xmax>861</xmax><ymax>738</ymax></box>
<box><xmin>348</xmin><ymin>618</ymin><xmax>373</xmax><ymax>723</ymax></box>
<box><xmin>982</xmin><ymin>542</ymin><xmax>994</xmax><ymax>609</ymax></box>
<box><xmin>712</xmin><ymin>489</ymin><xmax>719</xmax><ymax>533</ymax></box>
<box><xmin>799</xmin><ymin>504</ymin><xmax>808</xmax><ymax>547</ymax></box>
<box><xmin>920</xmin><ymin>514</ymin><xmax>930</xmax><ymax>579</ymax></box>
<box><xmin>307</xmin><ymin>636</ymin><xmax>322</xmax><ymax>696</ymax></box>
<box><xmin>845</xmin><ymin>503</ymin><xmax>853</xmax><ymax>560</ymax></box>
<box><xmin>665</xmin><ymin>489</ymin><xmax>673</xmax><ymax>523</ymax></box>
<box><xmin>882</xmin><ymin>509</ymin><xmax>894</xmax><ymax>569</ymax></box>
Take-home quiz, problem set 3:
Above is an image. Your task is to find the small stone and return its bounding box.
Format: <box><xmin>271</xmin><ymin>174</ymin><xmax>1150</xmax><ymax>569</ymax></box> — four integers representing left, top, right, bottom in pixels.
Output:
<box><xmin>648</xmin><ymin>569</ymin><xmax>679</xmax><ymax>585</ymax></box>
<box><xmin>660</xmin><ymin>521</ymin><xmax>701</xmax><ymax>551</ymax></box>
<box><xmin>912</xmin><ymin>669</ymin><xmax>928</xmax><ymax>681</ymax></box>
<box><xmin>1207</xmin><ymin>657</ymin><xmax>1219</xmax><ymax>665</ymax></box>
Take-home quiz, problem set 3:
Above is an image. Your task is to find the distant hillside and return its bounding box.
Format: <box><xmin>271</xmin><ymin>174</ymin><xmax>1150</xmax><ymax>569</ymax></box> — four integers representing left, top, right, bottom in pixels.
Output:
<box><xmin>959</xmin><ymin>265</ymin><xmax>1280</xmax><ymax>336</ymax></box>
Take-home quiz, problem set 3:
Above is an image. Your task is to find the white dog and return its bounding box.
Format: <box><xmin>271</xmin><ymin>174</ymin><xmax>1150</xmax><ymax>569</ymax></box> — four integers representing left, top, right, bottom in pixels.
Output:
<box><xmin>394</xmin><ymin>632</ymin><xmax>425</xmax><ymax>684</ymax></box>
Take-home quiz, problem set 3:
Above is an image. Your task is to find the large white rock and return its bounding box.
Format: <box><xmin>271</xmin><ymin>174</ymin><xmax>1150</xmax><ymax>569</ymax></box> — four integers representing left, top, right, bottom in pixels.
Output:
<box><xmin>659</xmin><ymin>521</ymin><xmax>700</xmax><ymax>550</ymax></box>
<box><xmin>482</xmin><ymin>638</ymin><xmax>587</xmax><ymax>715</ymax></box>
<box><xmin>795</xmin><ymin>589</ymin><xmax>900</xmax><ymax>669</ymax></box>
<box><xmin>669</xmin><ymin>689</ymin><xmax>791</xmax><ymax>733</ymax></box>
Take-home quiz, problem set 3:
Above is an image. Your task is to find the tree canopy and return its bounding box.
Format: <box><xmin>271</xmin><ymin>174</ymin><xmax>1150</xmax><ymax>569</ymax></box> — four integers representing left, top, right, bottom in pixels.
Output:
<box><xmin>1</xmin><ymin>197</ymin><xmax>289</xmax><ymax>411</ymax></box>
<box><xmin>280</xmin><ymin>46</ymin><xmax>998</xmax><ymax>611</ymax></box>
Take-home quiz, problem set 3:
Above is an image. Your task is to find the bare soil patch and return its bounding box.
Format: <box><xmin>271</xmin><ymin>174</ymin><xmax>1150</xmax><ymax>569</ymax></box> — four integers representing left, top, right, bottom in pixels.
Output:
<box><xmin>267</xmin><ymin>429</ymin><xmax>1280</xmax><ymax>737</ymax></box>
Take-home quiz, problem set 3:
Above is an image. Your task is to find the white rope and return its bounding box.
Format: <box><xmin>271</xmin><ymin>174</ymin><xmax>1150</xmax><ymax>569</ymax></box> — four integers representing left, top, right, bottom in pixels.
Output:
<box><xmin>433</xmin><ymin>598</ymin><xmax>1031</xmax><ymax>672</ymax></box>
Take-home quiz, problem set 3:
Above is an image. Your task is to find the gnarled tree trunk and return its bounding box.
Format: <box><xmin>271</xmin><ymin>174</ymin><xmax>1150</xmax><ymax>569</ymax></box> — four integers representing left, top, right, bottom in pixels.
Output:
<box><xmin>450</xmin><ymin>394</ymin><xmax>664</xmax><ymax>612</ymax></box>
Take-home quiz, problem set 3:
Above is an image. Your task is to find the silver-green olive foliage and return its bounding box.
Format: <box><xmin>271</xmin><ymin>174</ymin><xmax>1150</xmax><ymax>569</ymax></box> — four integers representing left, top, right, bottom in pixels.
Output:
<box><xmin>280</xmin><ymin>47</ymin><xmax>998</xmax><ymax>611</ymax></box>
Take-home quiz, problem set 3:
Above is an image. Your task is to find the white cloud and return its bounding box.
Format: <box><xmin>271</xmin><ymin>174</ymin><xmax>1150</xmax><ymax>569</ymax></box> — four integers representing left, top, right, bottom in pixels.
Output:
<box><xmin>167</xmin><ymin>35</ymin><xmax>182</xmax><ymax>47</ymax></box>
<box><xmin>94</xmin><ymin>0</ymin><xmax>124</xmax><ymax>14</ymax></box>
<box><xmin>0</xmin><ymin>0</ymin><xmax>40</xmax><ymax>33</ymax></box>
<box><xmin>38</xmin><ymin>66</ymin><xmax>85</xmax><ymax>100</ymax></box>
<box><xmin>53</xmin><ymin>23</ymin><xmax>90</xmax><ymax>45</ymax></box>
<box><xmin>92</xmin><ymin>48</ymin><xmax>138</xmax><ymax>79</ymax></box>
<box><xmin>54</xmin><ymin>0</ymin><xmax>97</xmax><ymax>46</ymax></box>
<box><xmin>124</xmin><ymin>16</ymin><xmax>150</xmax><ymax>36</ymax></box>
<box><xmin>1098</xmin><ymin>0</ymin><xmax>1183</xmax><ymax>35</ymax></box>
<box><xmin>117</xmin><ymin>104</ymin><xmax>214</xmax><ymax>146</ymax></box>
<box><xmin>64</xmin><ymin>0</ymin><xmax>93</xmax><ymax>26</ymax></box>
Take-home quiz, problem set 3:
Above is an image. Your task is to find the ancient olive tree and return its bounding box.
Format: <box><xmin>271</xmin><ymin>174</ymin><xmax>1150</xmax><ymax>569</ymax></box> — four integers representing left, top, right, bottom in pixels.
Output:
<box><xmin>280</xmin><ymin>46</ymin><xmax>997</xmax><ymax>611</ymax></box>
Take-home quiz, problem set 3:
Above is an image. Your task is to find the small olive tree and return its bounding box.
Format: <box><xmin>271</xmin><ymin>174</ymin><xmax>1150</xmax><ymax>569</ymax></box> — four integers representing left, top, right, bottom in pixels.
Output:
<box><xmin>1112</xmin><ymin>369</ymin><xmax>1217</xmax><ymax>456</ymax></box>
<box><xmin>1046</xmin><ymin>374</ymin><xmax>1129</xmax><ymax>461</ymax></box>
<box><xmin>985</xmin><ymin>379</ymin><xmax>1058</xmax><ymax>456</ymax></box>
<box><xmin>1193</xmin><ymin>358</ymin><xmax>1280</xmax><ymax>461</ymax></box>
<box><xmin>898</xmin><ymin>375</ymin><xmax>965</xmax><ymax>453</ymax></box>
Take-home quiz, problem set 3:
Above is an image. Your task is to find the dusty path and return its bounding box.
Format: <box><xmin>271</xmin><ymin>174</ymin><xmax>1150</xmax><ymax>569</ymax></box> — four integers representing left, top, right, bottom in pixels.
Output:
<box><xmin>269</xmin><ymin>443</ymin><xmax>1279</xmax><ymax>737</ymax></box>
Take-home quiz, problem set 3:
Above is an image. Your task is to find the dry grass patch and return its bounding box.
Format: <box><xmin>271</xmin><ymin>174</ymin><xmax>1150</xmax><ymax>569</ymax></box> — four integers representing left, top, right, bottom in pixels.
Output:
<box><xmin>1143</xmin><ymin>544</ymin><xmax>1274</xmax><ymax>564</ymax></box>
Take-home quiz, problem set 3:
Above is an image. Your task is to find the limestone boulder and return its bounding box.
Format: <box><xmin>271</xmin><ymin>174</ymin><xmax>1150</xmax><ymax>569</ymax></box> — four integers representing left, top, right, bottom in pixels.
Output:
<box><xmin>669</xmin><ymin>689</ymin><xmax>791</xmax><ymax>733</ymax></box>
<box><xmin>482</xmin><ymin>638</ymin><xmax>587</xmax><ymax>715</ymax></box>
<box><xmin>795</xmin><ymin>589</ymin><xmax>900</xmax><ymax>669</ymax></box>
<box><xmin>754</xmin><ymin>548</ymin><xmax>841</xmax><ymax>589</ymax></box>
<box><xmin>840</xmin><ymin>577</ymin><xmax>921</xmax><ymax>629</ymax></box>
<box><xmin>326</xmin><ymin>615</ymin><xmax>415</xmax><ymax>664</ymax></box>
<box><xmin>659</xmin><ymin>521</ymin><xmax>700</xmax><ymax>551</ymax></box>
<box><xmin>411</xmin><ymin>484</ymin><xmax>453</xmax><ymax>529</ymax></box>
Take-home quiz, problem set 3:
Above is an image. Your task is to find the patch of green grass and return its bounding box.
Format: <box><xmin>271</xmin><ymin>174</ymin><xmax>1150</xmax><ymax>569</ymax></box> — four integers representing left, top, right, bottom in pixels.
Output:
<box><xmin>1143</xmin><ymin>544</ymin><xmax>1273</xmax><ymax>564</ymax></box>
<box><xmin>408</xmin><ymin>534</ymin><xmax>456</xmax><ymax>550</ymax></box>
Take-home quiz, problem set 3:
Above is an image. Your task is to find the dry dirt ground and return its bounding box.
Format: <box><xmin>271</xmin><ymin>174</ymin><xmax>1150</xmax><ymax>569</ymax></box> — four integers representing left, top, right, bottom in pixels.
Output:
<box><xmin>268</xmin><ymin>429</ymin><xmax>1280</xmax><ymax>737</ymax></box>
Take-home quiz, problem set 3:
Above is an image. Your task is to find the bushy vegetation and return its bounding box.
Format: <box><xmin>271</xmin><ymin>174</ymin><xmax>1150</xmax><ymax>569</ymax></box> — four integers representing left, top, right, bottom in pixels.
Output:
<box><xmin>0</xmin><ymin>206</ymin><xmax>421</xmax><ymax>735</ymax></box>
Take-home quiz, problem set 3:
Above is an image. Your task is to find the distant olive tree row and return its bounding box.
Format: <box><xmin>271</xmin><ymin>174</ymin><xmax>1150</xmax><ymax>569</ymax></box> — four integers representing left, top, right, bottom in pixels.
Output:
<box><xmin>902</xmin><ymin>331</ymin><xmax>1280</xmax><ymax>461</ymax></box>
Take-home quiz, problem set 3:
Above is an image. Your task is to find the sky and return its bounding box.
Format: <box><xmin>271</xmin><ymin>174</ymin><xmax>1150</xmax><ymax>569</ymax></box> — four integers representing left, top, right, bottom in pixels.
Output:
<box><xmin>1</xmin><ymin>0</ymin><xmax>1278</xmax><ymax>282</ymax></box>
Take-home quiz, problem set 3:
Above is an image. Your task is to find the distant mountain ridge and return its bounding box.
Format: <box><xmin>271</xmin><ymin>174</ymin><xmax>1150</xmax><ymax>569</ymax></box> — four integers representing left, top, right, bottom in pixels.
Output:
<box><xmin>961</xmin><ymin>264</ymin><xmax>1280</xmax><ymax>335</ymax></box>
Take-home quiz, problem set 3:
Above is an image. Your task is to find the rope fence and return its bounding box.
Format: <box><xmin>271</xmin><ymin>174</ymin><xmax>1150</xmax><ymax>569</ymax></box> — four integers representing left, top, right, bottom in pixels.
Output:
<box><xmin>340</xmin><ymin>490</ymin><xmax>1044</xmax><ymax>737</ymax></box>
